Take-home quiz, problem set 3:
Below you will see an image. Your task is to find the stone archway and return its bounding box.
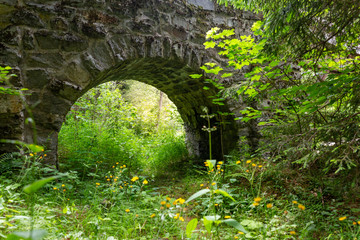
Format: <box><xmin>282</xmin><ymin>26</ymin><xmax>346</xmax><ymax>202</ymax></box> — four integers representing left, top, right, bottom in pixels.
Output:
<box><xmin>0</xmin><ymin>0</ymin><xmax>260</xmax><ymax>165</ymax></box>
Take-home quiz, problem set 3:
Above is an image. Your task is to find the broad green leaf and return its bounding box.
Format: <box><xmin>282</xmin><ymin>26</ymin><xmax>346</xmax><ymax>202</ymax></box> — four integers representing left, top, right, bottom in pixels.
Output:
<box><xmin>240</xmin><ymin>219</ymin><xmax>263</xmax><ymax>230</ymax></box>
<box><xmin>204</xmin><ymin>41</ymin><xmax>216</xmax><ymax>49</ymax></box>
<box><xmin>207</xmin><ymin>160</ymin><xmax>216</xmax><ymax>171</ymax></box>
<box><xmin>186</xmin><ymin>218</ymin><xmax>198</xmax><ymax>238</ymax></box>
<box><xmin>222</xmin><ymin>219</ymin><xmax>248</xmax><ymax>233</ymax></box>
<box><xmin>7</xmin><ymin>229</ymin><xmax>47</xmax><ymax>240</ymax></box>
<box><xmin>269</xmin><ymin>61</ymin><xmax>279</xmax><ymax>67</ymax></box>
<box><xmin>63</xmin><ymin>206</ymin><xmax>68</xmax><ymax>214</ymax></box>
<box><xmin>23</xmin><ymin>176</ymin><xmax>62</xmax><ymax>194</ymax></box>
<box><xmin>251</xmin><ymin>75</ymin><xmax>261</xmax><ymax>81</ymax></box>
<box><xmin>203</xmin><ymin>217</ymin><xmax>213</xmax><ymax>234</ymax></box>
<box><xmin>214</xmin><ymin>189</ymin><xmax>236</xmax><ymax>201</ymax></box>
<box><xmin>27</xmin><ymin>144</ymin><xmax>44</xmax><ymax>153</ymax></box>
<box><xmin>185</xmin><ymin>189</ymin><xmax>210</xmax><ymax>203</ymax></box>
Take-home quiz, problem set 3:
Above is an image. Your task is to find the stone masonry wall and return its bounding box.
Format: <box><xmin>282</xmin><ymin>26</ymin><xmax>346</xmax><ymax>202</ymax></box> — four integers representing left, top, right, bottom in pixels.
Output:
<box><xmin>0</xmin><ymin>0</ymin><xmax>261</xmax><ymax>165</ymax></box>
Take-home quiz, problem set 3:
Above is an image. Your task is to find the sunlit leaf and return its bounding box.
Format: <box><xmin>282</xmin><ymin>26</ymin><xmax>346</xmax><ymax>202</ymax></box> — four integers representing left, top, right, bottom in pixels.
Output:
<box><xmin>186</xmin><ymin>218</ymin><xmax>198</xmax><ymax>238</ymax></box>
<box><xmin>23</xmin><ymin>176</ymin><xmax>63</xmax><ymax>194</ymax></box>
<box><xmin>185</xmin><ymin>189</ymin><xmax>210</xmax><ymax>203</ymax></box>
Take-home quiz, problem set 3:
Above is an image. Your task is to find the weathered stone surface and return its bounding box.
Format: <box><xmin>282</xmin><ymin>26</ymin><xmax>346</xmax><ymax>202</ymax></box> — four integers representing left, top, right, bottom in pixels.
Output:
<box><xmin>0</xmin><ymin>0</ymin><xmax>261</xmax><ymax>166</ymax></box>
<box><xmin>24</xmin><ymin>69</ymin><xmax>51</xmax><ymax>89</ymax></box>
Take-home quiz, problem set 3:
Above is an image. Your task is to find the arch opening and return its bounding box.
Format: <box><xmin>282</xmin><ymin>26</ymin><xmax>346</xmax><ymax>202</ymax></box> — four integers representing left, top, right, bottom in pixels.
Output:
<box><xmin>58</xmin><ymin>80</ymin><xmax>188</xmax><ymax>176</ymax></box>
<box><xmin>19</xmin><ymin>57</ymin><xmax>239</xmax><ymax>168</ymax></box>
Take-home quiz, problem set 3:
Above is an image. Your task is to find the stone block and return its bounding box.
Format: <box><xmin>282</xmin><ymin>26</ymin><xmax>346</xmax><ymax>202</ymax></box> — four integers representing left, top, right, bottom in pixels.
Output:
<box><xmin>24</xmin><ymin>69</ymin><xmax>51</xmax><ymax>89</ymax></box>
<box><xmin>11</xmin><ymin>8</ymin><xmax>45</xmax><ymax>28</ymax></box>
<box><xmin>26</xmin><ymin>52</ymin><xmax>64</xmax><ymax>69</ymax></box>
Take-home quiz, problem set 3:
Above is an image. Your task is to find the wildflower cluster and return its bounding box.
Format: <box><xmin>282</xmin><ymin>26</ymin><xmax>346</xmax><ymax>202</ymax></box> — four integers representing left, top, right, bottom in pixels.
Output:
<box><xmin>28</xmin><ymin>149</ymin><xmax>47</xmax><ymax>161</ymax></box>
<box><xmin>101</xmin><ymin>163</ymin><xmax>149</xmax><ymax>196</ymax></box>
<box><xmin>338</xmin><ymin>215</ymin><xmax>360</xmax><ymax>225</ymax></box>
<box><xmin>292</xmin><ymin>200</ymin><xmax>306</xmax><ymax>211</ymax></box>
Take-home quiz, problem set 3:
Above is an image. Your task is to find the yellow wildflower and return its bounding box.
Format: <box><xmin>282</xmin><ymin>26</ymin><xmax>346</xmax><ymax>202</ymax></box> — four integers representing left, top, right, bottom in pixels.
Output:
<box><xmin>254</xmin><ymin>197</ymin><xmax>262</xmax><ymax>202</ymax></box>
<box><xmin>161</xmin><ymin>201</ymin><xmax>166</xmax><ymax>205</ymax></box>
<box><xmin>246</xmin><ymin>160</ymin><xmax>251</xmax><ymax>164</ymax></box>
<box><xmin>238</xmin><ymin>231</ymin><xmax>244</xmax><ymax>234</ymax></box>
<box><xmin>298</xmin><ymin>204</ymin><xmax>306</xmax><ymax>210</ymax></box>
<box><xmin>224</xmin><ymin>216</ymin><xmax>231</xmax><ymax>219</ymax></box>
<box><xmin>177</xmin><ymin>198</ymin><xmax>186</xmax><ymax>204</ymax></box>
<box><xmin>62</xmin><ymin>184</ymin><xmax>65</xmax><ymax>187</ymax></box>
<box><xmin>131</xmin><ymin>176</ymin><xmax>139</xmax><ymax>182</ymax></box>
<box><xmin>218</xmin><ymin>161</ymin><xmax>223</xmax><ymax>165</ymax></box>
<box><xmin>30</xmin><ymin>153</ymin><xmax>34</xmax><ymax>157</ymax></box>
<box><xmin>252</xmin><ymin>202</ymin><xmax>259</xmax><ymax>206</ymax></box>
<box><xmin>53</xmin><ymin>187</ymin><xmax>57</xmax><ymax>190</ymax></box>
<box><xmin>292</xmin><ymin>200</ymin><xmax>298</xmax><ymax>204</ymax></box>
<box><xmin>234</xmin><ymin>236</ymin><xmax>239</xmax><ymax>239</ymax></box>
<box><xmin>179</xmin><ymin>217</ymin><xmax>184</xmax><ymax>221</ymax></box>
<box><xmin>339</xmin><ymin>216</ymin><xmax>347</xmax><ymax>221</ymax></box>
<box><xmin>143</xmin><ymin>179</ymin><xmax>148</xmax><ymax>184</ymax></box>
<box><xmin>236</xmin><ymin>160</ymin><xmax>241</xmax><ymax>164</ymax></box>
<box><xmin>258</xmin><ymin>165</ymin><xmax>263</xmax><ymax>168</ymax></box>
<box><xmin>246</xmin><ymin>170</ymin><xmax>249</xmax><ymax>173</ymax></box>
<box><xmin>211</xmin><ymin>182</ymin><xmax>216</xmax><ymax>186</ymax></box>
<box><xmin>166</xmin><ymin>203</ymin><xmax>171</xmax><ymax>208</ymax></box>
<box><xmin>166</xmin><ymin>197</ymin><xmax>171</xmax><ymax>201</ymax></box>
<box><xmin>200</xmin><ymin>184</ymin><xmax>204</xmax><ymax>187</ymax></box>
<box><xmin>358</xmin><ymin>221</ymin><xmax>360</xmax><ymax>225</ymax></box>
<box><xmin>290</xmin><ymin>231</ymin><xmax>296</xmax><ymax>235</ymax></box>
<box><xmin>266</xmin><ymin>203</ymin><xmax>273</xmax><ymax>208</ymax></box>
<box><xmin>150</xmin><ymin>214</ymin><xmax>156</xmax><ymax>218</ymax></box>
<box><xmin>252</xmin><ymin>163</ymin><xmax>256</xmax><ymax>167</ymax></box>
<box><xmin>353</xmin><ymin>222</ymin><xmax>357</xmax><ymax>225</ymax></box>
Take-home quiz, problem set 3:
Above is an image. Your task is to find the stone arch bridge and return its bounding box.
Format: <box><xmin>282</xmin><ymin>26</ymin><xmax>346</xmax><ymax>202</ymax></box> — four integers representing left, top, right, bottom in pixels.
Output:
<box><xmin>0</xmin><ymin>0</ymin><xmax>260</xmax><ymax>166</ymax></box>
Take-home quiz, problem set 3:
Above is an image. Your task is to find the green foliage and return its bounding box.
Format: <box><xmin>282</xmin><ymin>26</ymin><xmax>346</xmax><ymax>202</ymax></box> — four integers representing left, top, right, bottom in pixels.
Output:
<box><xmin>0</xmin><ymin>66</ymin><xmax>26</xmax><ymax>95</ymax></box>
<box><xmin>58</xmin><ymin>81</ymin><xmax>187</xmax><ymax>178</ymax></box>
<box><xmin>200</xmin><ymin>15</ymin><xmax>360</xmax><ymax>195</ymax></box>
<box><xmin>216</xmin><ymin>0</ymin><xmax>360</xmax><ymax>59</ymax></box>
